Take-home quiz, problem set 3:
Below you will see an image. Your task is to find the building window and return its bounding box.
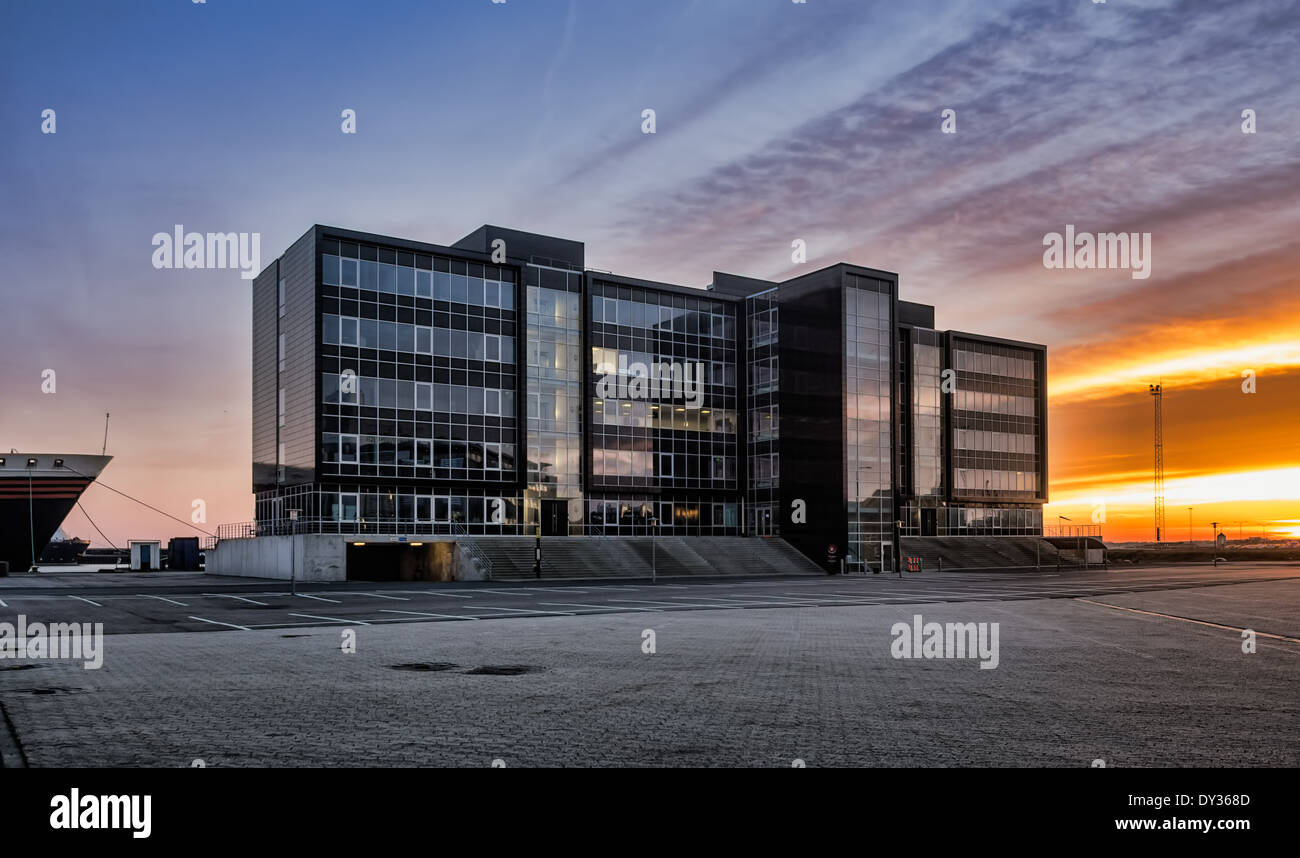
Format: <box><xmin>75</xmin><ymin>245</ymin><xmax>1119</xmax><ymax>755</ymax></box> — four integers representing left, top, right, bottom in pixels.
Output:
<box><xmin>278</xmin><ymin>333</ymin><xmax>286</xmax><ymax>372</ymax></box>
<box><xmin>278</xmin><ymin>278</ymin><xmax>286</xmax><ymax>317</ymax></box>
<box><xmin>278</xmin><ymin>388</ymin><xmax>285</xmax><ymax>427</ymax></box>
<box><xmin>336</xmin><ymin>493</ymin><xmax>358</xmax><ymax>522</ymax></box>
<box><xmin>339</xmin><ymin>434</ymin><xmax>358</xmax><ymax>464</ymax></box>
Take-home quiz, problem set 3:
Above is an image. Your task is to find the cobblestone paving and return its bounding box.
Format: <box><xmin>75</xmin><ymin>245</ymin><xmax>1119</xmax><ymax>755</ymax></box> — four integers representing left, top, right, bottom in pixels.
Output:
<box><xmin>1</xmin><ymin>580</ymin><xmax>1295</xmax><ymax>767</ymax></box>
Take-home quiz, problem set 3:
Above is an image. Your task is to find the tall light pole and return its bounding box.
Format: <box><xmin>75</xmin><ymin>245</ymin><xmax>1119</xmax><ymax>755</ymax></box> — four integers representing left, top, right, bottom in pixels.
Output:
<box><xmin>1149</xmin><ymin>384</ymin><xmax>1165</xmax><ymax>542</ymax></box>
<box><xmin>649</xmin><ymin>514</ymin><xmax>657</xmax><ymax>583</ymax></box>
<box><xmin>27</xmin><ymin>463</ymin><xmax>37</xmax><ymax>572</ymax></box>
<box><xmin>288</xmin><ymin>509</ymin><xmax>299</xmax><ymax>596</ymax></box>
<box><xmin>1187</xmin><ymin>507</ymin><xmax>1193</xmax><ymax>545</ymax></box>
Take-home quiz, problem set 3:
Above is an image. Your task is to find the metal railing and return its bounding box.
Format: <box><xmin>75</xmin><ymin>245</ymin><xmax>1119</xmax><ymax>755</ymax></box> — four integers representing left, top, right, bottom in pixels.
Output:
<box><xmin>1043</xmin><ymin>524</ymin><xmax>1104</xmax><ymax>539</ymax></box>
<box><xmin>218</xmin><ymin>518</ymin><xmax>479</xmax><ymax>540</ymax></box>
<box><xmin>450</xmin><ymin>520</ymin><xmax>493</xmax><ymax>580</ymax></box>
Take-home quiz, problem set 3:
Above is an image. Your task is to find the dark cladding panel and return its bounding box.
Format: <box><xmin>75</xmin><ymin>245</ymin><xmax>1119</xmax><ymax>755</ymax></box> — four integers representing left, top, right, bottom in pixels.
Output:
<box><xmin>775</xmin><ymin>267</ymin><xmax>848</xmax><ymax>570</ymax></box>
<box><xmin>252</xmin><ymin>261</ymin><xmax>279</xmax><ymax>493</ymax></box>
<box><xmin>454</xmin><ymin>225</ymin><xmax>584</xmax><ymax>270</ymax></box>
<box><xmin>898</xmin><ymin>300</ymin><xmax>935</xmax><ymax>329</ymax></box>
<box><xmin>280</xmin><ymin>228</ymin><xmax>318</xmax><ymax>486</ymax></box>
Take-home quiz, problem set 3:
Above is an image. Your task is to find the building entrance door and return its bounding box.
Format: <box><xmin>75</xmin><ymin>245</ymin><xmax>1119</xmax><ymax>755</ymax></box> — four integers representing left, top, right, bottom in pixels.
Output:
<box><xmin>921</xmin><ymin>507</ymin><xmax>937</xmax><ymax>536</ymax></box>
<box><xmin>541</xmin><ymin>499</ymin><xmax>567</xmax><ymax>536</ymax></box>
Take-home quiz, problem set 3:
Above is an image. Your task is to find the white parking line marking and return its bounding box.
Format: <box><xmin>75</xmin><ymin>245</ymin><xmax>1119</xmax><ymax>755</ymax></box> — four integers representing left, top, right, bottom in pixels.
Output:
<box><xmin>353</xmin><ymin>592</ymin><xmax>409</xmax><ymax>601</ymax></box>
<box><xmin>247</xmin><ymin>621</ymin><xmax>338</xmax><ymax>629</ymax></box>
<box><xmin>470</xmin><ymin>605</ymin><xmax>575</xmax><ymax>616</ymax></box>
<box><xmin>667</xmin><ymin>595</ymin><xmax>819</xmax><ymax>607</ymax></box>
<box><xmin>139</xmin><ymin>594</ymin><xmax>188</xmax><ymax>606</ymax></box>
<box><xmin>204</xmin><ymin>593</ymin><xmax>269</xmax><ymax>606</ymax></box>
<box><xmin>474</xmin><ymin>589</ymin><xmax>539</xmax><ymax>596</ymax></box>
<box><xmin>539</xmin><ymin>601</ymin><xmax>661</xmax><ymax>612</ymax></box>
<box><xmin>387</xmin><ymin>590</ymin><xmax>474</xmax><ymax>598</ymax></box>
<box><xmin>188</xmin><ymin>616</ymin><xmax>251</xmax><ymax>631</ymax></box>
<box><xmin>608</xmin><ymin>599</ymin><xmax>725</xmax><ymax>609</ymax></box>
<box><xmin>0</xmin><ymin>599</ymin><xmax>6</xmax><ymax>607</ymax></box>
<box><xmin>1078</xmin><ymin>599</ymin><xmax>1300</xmax><ymax>643</ymax></box>
<box><xmin>696</xmin><ymin>594</ymin><xmax>822</xmax><ymax>603</ymax></box>
<box><xmin>379</xmin><ymin>609</ymin><xmax>478</xmax><ymax>621</ymax></box>
<box><xmin>69</xmin><ymin>595</ymin><xmax>102</xmax><ymax>607</ymax></box>
<box><xmin>288</xmin><ymin>612</ymin><xmax>370</xmax><ymax>626</ymax></box>
<box><xmin>296</xmin><ymin>593</ymin><xmax>343</xmax><ymax>603</ymax></box>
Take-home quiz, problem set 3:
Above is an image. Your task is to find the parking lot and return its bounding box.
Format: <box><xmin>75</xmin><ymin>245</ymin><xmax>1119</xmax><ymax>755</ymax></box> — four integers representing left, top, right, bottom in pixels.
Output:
<box><xmin>0</xmin><ymin>563</ymin><xmax>1297</xmax><ymax>767</ymax></box>
<box><xmin>1</xmin><ymin>563</ymin><xmax>1298</xmax><ymax>636</ymax></box>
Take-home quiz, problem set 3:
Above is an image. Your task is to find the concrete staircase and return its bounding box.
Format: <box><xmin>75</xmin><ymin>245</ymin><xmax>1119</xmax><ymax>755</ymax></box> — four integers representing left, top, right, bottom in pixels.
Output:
<box><xmin>464</xmin><ymin>536</ymin><xmax>825</xmax><ymax>581</ymax></box>
<box><xmin>899</xmin><ymin>537</ymin><xmax>1066</xmax><ymax>571</ymax></box>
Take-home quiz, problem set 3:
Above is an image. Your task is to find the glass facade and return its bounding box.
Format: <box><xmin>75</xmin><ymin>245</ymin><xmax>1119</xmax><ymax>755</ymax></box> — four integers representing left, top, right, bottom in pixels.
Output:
<box><xmin>950</xmin><ymin>338</ymin><xmax>1041</xmax><ymax>499</ymax></box>
<box><xmin>587</xmin><ymin>279</ymin><xmax>740</xmax><ymax>535</ymax></box>
<box><xmin>250</xmin><ymin>226</ymin><xmax>1047</xmax><ymax>562</ymax></box>
<box><xmin>318</xmin><ymin>242</ymin><xmax>519</xmax><ymax>490</ymax></box>
<box><xmin>911</xmin><ymin>329</ymin><xmax>944</xmax><ymax>499</ymax></box>
<box><xmin>524</xmin><ymin>264</ymin><xmax>584</xmax><ymax>532</ymax></box>
<box><xmin>844</xmin><ymin>274</ymin><xmax>894</xmax><ymax>571</ymax></box>
<box><xmin>746</xmin><ymin>290</ymin><xmax>779</xmax><ymax>536</ymax></box>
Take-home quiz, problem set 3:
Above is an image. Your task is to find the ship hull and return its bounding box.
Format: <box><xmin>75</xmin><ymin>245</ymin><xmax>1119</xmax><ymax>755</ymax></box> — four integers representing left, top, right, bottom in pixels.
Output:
<box><xmin>0</xmin><ymin>454</ymin><xmax>111</xmax><ymax>571</ymax></box>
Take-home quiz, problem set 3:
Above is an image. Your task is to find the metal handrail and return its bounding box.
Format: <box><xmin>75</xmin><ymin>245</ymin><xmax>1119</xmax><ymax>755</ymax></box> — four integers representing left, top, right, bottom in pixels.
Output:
<box><xmin>450</xmin><ymin>520</ymin><xmax>493</xmax><ymax>580</ymax></box>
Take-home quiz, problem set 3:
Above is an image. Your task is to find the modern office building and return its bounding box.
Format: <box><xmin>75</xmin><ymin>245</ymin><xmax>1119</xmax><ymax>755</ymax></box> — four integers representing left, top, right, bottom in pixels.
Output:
<box><xmin>244</xmin><ymin>224</ymin><xmax>1046</xmax><ymax>574</ymax></box>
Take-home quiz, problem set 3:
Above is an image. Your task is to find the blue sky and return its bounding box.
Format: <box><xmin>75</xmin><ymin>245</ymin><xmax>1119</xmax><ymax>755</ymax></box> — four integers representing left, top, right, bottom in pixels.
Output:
<box><xmin>2</xmin><ymin>0</ymin><xmax>1298</xmax><ymax>541</ymax></box>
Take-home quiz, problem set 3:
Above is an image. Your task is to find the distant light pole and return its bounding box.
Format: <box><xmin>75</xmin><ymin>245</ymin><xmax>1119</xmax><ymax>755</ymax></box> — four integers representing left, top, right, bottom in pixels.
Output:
<box><xmin>288</xmin><ymin>509</ymin><xmax>300</xmax><ymax>596</ymax></box>
<box><xmin>649</xmin><ymin>514</ymin><xmax>658</xmax><ymax>583</ymax></box>
<box><xmin>27</xmin><ymin>464</ymin><xmax>37</xmax><ymax>572</ymax></box>
<box><xmin>1187</xmin><ymin>507</ymin><xmax>1193</xmax><ymax>545</ymax></box>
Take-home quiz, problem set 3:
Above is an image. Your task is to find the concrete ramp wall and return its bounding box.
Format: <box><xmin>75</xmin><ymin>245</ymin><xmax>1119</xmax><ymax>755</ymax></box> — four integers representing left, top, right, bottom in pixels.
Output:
<box><xmin>207</xmin><ymin>535</ymin><xmax>346</xmax><ymax>581</ymax></box>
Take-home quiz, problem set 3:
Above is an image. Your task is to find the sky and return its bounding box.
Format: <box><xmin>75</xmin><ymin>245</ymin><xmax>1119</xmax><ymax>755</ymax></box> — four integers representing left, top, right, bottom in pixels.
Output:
<box><xmin>1</xmin><ymin>0</ymin><xmax>1298</xmax><ymax>545</ymax></box>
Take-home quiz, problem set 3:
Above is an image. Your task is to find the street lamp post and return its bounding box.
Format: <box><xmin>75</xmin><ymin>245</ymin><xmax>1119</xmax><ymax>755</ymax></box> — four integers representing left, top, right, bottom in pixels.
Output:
<box><xmin>649</xmin><ymin>515</ymin><xmax>657</xmax><ymax>583</ymax></box>
<box><xmin>288</xmin><ymin>509</ymin><xmax>300</xmax><ymax>596</ymax></box>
